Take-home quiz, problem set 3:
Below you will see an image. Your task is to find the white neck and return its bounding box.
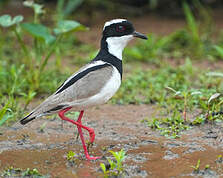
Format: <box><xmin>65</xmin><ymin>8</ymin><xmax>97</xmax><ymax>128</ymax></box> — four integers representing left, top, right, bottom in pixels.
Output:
<box><xmin>106</xmin><ymin>35</ymin><xmax>133</xmax><ymax>60</ymax></box>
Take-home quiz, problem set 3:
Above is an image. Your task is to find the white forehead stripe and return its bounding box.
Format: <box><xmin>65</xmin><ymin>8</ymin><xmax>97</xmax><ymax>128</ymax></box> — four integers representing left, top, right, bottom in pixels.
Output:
<box><xmin>103</xmin><ymin>19</ymin><xmax>126</xmax><ymax>30</ymax></box>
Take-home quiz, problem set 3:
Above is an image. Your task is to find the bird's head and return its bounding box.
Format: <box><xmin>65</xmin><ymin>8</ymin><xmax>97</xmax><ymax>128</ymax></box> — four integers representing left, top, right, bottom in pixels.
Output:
<box><xmin>102</xmin><ymin>19</ymin><xmax>147</xmax><ymax>59</ymax></box>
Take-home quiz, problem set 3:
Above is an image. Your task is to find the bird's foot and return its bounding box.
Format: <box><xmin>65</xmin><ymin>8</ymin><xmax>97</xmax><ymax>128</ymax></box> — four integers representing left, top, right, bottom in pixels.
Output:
<box><xmin>86</xmin><ymin>155</ymin><xmax>101</xmax><ymax>160</ymax></box>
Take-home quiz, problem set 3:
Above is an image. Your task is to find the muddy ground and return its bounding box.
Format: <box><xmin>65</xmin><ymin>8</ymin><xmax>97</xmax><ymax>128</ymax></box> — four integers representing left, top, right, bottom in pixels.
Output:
<box><xmin>0</xmin><ymin>104</ymin><xmax>222</xmax><ymax>177</ymax></box>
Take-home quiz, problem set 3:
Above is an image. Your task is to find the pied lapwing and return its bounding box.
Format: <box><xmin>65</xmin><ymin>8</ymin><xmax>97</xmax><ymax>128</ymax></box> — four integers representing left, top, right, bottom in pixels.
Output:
<box><xmin>20</xmin><ymin>19</ymin><xmax>147</xmax><ymax>160</ymax></box>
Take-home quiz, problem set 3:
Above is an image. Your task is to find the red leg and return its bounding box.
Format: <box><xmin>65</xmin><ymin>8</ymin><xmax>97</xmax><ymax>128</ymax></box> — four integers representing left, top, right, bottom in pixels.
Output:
<box><xmin>58</xmin><ymin>107</ymin><xmax>100</xmax><ymax>160</ymax></box>
<box><xmin>75</xmin><ymin>111</ymin><xmax>83</xmax><ymax>141</ymax></box>
<box><xmin>76</xmin><ymin>110</ymin><xmax>95</xmax><ymax>144</ymax></box>
<box><xmin>77</xmin><ymin>111</ymin><xmax>84</xmax><ymax>123</ymax></box>
<box><xmin>76</xmin><ymin>111</ymin><xmax>95</xmax><ymax>151</ymax></box>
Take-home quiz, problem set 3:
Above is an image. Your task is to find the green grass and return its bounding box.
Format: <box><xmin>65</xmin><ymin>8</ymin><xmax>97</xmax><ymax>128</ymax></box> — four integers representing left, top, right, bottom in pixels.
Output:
<box><xmin>113</xmin><ymin>58</ymin><xmax>223</xmax><ymax>106</ymax></box>
<box><xmin>142</xmin><ymin>112</ymin><xmax>191</xmax><ymax>139</ymax></box>
<box><xmin>124</xmin><ymin>1</ymin><xmax>219</xmax><ymax>62</ymax></box>
<box><xmin>112</xmin><ymin>59</ymin><xmax>223</xmax><ymax>138</ymax></box>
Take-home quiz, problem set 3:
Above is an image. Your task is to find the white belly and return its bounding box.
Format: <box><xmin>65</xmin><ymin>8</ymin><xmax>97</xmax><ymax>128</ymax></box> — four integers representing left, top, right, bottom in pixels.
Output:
<box><xmin>70</xmin><ymin>66</ymin><xmax>121</xmax><ymax>109</ymax></box>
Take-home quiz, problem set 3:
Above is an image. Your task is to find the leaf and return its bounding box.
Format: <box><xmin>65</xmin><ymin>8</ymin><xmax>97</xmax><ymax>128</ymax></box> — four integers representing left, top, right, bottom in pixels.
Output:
<box><xmin>109</xmin><ymin>150</ymin><xmax>119</xmax><ymax>162</ymax></box>
<box><xmin>33</xmin><ymin>4</ymin><xmax>45</xmax><ymax>15</ymax></box>
<box><xmin>183</xmin><ymin>2</ymin><xmax>199</xmax><ymax>41</ymax></box>
<box><xmin>214</xmin><ymin>45</ymin><xmax>223</xmax><ymax>58</ymax></box>
<box><xmin>100</xmin><ymin>163</ymin><xmax>106</xmax><ymax>173</ymax></box>
<box><xmin>0</xmin><ymin>103</ymin><xmax>13</xmax><ymax>126</ymax></box>
<box><xmin>208</xmin><ymin>93</ymin><xmax>221</xmax><ymax>104</ymax></box>
<box><xmin>191</xmin><ymin>91</ymin><xmax>202</xmax><ymax>96</ymax></box>
<box><xmin>12</xmin><ymin>16</ymin><xmax>24</xmax><ymax>24</ymax></box>
<box><xmin>64</xmin><ymin>0</ymin><xmax>84</xmax><ymax>16</ymax></box>
<box><xmin>23</xmin><ymin>1</ymin><xmax>45</xmax><ymax>15</ymax></box>
<box><xmin>175</xmin><ymin>91</ymin><xmax>182</xmax><ymax>96</ymax></box>
<box><xmin>0</xmin><ymin>15</ymin><xmax>11</xmax><ymax>27</ymax></box>
<box><xmin>118</xmin><ymin>150</ymin><xmax>123</xmax><ymax>160</ymax></box>
<box><xmin>0</xmin><ymin>103</ymin><xmax>9</xmax><ymax>121</ymax></box>
<box><xmin>107</xmin><ymin>158</ymin><xmax>116</xmax><ymax>170</ymax></box>
<box><xmin>53</xmin><ymin>20</ymin><xmax>86</xmax><ymax>35</ymax></box>
<box><xmin>0</xmin><ymin>15</ymin><xmax>23</xmax><ymax>27</ymax></box>
<box><xmin>23</xmin><ymin>1</ymin><xmax>34</xmax><ymax>7</ymax></box>
<box><xmin>165</xmin><ymin>86</ymin><xmax>177</xmax><ymax>93</ymax></box>
<box><xmin>206</xmin><ymin>72</ymin><xmax>223</xmax><ymax>77</ymax></box>
<box><xmin>21</xmin><ymin>23</ymin><xmax>55</xmax><ymax>44</ymax></box>
<box><xmin>120</xmin><ymin>150</ymin><xmax>126</xmax><ymax>162</ymax></box>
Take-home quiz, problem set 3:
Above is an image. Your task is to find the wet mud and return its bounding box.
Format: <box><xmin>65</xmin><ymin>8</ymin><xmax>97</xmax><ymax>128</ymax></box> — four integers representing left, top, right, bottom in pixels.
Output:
<box><xmin>0</xmin><ymin>104</ymin><xmax>222</xmax><ymax>177</ymax></box>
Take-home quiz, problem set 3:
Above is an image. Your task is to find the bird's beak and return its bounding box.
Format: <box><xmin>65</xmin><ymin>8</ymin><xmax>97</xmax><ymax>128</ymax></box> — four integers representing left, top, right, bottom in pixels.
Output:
<box><xmin>133</xmin><ymin>31</ymin><xmax>148</xmax><ymax>40</ymax></box>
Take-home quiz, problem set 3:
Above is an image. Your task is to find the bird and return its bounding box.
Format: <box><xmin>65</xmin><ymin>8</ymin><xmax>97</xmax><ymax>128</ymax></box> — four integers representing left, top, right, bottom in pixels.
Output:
<box><xmin>20</xmin><ymin>19</ymin><xmax>148</xmax><ymax>160</ymax></box>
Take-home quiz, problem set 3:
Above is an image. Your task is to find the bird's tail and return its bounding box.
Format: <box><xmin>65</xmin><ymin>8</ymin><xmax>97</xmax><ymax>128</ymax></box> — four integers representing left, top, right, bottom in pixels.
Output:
<box><xmin>20</xmin><ymin>112</ymin><xmax>36</xmax><ymax>125</ymax></box>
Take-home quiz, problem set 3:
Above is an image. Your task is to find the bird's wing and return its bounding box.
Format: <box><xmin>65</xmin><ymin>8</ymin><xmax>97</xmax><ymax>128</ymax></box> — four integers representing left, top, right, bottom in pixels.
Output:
<box><xmin>28</xmin><ymin>61</ymin><xmax>114</xmax><ymax>116</ymax></box>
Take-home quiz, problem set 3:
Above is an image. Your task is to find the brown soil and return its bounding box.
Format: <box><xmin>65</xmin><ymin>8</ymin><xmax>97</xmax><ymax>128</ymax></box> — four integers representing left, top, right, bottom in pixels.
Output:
<box><xmin>0</xmin><ymin>104</ymin><xmax>222</xmax><ymax>177</ymax></box>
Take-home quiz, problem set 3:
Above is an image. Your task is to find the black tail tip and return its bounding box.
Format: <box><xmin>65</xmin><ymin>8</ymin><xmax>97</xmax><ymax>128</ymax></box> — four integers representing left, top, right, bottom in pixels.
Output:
<box><xmin>20</xmin><ymin>116</ymin><xmax>36</xmax><ymax>125</ymax></box>
<box><xmin>20</xmin><ymin>112</ymin><xmax>36</xmax><ymax>125</ymax></box>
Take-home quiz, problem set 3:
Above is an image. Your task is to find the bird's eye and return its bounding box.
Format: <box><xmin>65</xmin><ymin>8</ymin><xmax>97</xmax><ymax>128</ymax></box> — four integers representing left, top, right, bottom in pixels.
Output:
<box><xmin>116</xmin><ymin>25</ymin><xmax>125</xmax><ymax>32</ymax></box>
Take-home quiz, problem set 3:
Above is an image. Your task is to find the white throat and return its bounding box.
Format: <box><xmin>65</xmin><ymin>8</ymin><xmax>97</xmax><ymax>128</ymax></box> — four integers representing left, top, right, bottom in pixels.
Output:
<box><xmin>106</xmin><ymin>35</ymin><xmax>133</xmax><ymax>60</ymax></box>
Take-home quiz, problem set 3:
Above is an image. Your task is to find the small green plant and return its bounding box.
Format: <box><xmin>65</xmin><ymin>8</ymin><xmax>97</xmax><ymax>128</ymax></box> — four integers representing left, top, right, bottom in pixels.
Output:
<box><xmin>0</xmin><ymin>101</ymin><xmax>10</xmax><ymax>126</ymax></box>
<box><xmin>191</xmin><ymin>115</ymin><xmax>206</xmax><ymax>125</ymax></box>
<box><xmin>205</xmin><ymin>164</ymin><xmax>210</xmax><ymax>169</ymax></box>
<box><xmin>22</xmin><ymin>168</ymin><xmax>42</xmax><ymax>177</ymax></box>
<box><xmin>145</xmin><ymin>111</ymin><xmax>190</xmax><ymax>139</ymax></box>
<box><xmin>0</xmin><ymin>96</ymin><xmax>22</xmax><ymax>126</ymax></box>
<box><xmin>100</xmin><ymin>163</ymin><xmax>109</xmax><ymax>177</ymax></box>
<box><xmin>2</xmin><ymin>167</ymin><xmax>45</xmax><ymax>177</ymax></box>
<box><xmin>66</xmin><ymin>150</ymin><xmax>77</xmax><ymax>161</ymax></box>
<box><xmin>165</xmin><ymin>86</ymin><xmax>202</xmax><ymax>122</ymax></box>
<box><xmin>191</xmin><ymin>159</ymin><xmax>201</xmax><ymax>173</ymax></box>
<box><xmin>100</xmin><ymin>149</ymin><xmax>126</xmax><ymax>177</ymax></box>
<box><xmin>2</xmin><ymin>166</ymin><xmax>22</xmax><ymax>177</ymax></box>
<box><xmin>39</xmin><ymin>122</ymin><xmax>47</xmax><ymax>133</ymax></box>
<box><xmin>216</xmin><ymin>154</ymin><xmax>223</xmax><ymax>163</ymax></box>
<box><xmin>205</xmin><ymin>92</ymin><xmax>223</xmax><ymax>122</ymax></box>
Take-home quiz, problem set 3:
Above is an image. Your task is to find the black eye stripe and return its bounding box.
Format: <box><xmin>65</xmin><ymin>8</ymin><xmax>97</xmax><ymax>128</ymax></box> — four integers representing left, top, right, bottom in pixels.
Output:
<box><xmin>103</xmin><ymin>21</ymin><xmax>135</xmax><ymax>38</ymax></box>
<box><xmin>116</xmin><ymin>25</ymin><xmax>125</xmax><ymax>32</ymax></box>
